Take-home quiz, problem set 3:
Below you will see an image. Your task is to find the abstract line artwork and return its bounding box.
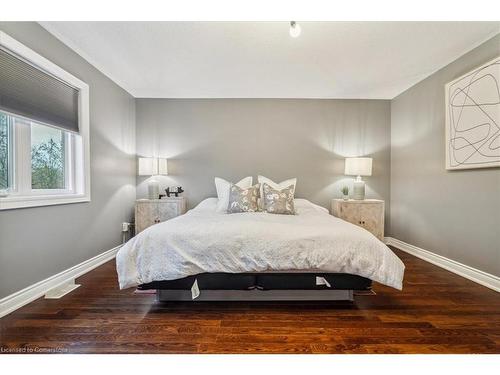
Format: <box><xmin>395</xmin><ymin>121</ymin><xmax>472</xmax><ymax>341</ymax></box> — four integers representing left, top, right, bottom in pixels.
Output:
<box><xmin>445</xmin><ymin>56</ymin><xmax>500</xmax><ymax>170</ymax></box>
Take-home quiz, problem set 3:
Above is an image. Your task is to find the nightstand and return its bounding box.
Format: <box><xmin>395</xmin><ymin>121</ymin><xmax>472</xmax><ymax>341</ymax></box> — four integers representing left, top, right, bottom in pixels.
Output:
<box><xmin>135</xmin><ymin>197</ymin><xmax>187</xmax><ymax>234</ymax></box>
<box><xmin>331</xmin><ymin>199</ymin><xmax>384</xmax><ymax>241</ymax></box>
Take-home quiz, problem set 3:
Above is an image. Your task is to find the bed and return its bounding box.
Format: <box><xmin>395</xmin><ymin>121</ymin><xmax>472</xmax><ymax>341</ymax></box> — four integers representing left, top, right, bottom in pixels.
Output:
<box><xmin>116</xmin><ymin>198</ymin><xmax>404</xmax><ymax>302</ymax></box>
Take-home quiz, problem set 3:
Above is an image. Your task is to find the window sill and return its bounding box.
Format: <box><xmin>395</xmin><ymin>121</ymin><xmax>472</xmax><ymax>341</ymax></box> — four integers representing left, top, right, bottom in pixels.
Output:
<box><xmin>0</xmin><ymin>193</ymin><xmax>90</xmax><ymax>210</ymax></box>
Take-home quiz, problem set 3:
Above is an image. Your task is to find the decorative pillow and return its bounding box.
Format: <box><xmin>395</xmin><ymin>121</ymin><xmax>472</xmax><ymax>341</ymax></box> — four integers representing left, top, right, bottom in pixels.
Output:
<box><xmin>257</xmin><ymin>176</ymin><xmax>297</xmax><ymax>209</ymax></box>
<box><xmin>214</xmin><ymin>176</ymin><xmax>253</xmax><ymax>213</ymax></box>
<box><xmin>262</xmin><ymin>183</ymin><xmax>295</xmax><ymax>215</ymax></box>
<box><xmin>227</xmin><ymin>183</ymin><xmax>260</xmax><ymax>213</ymax></box>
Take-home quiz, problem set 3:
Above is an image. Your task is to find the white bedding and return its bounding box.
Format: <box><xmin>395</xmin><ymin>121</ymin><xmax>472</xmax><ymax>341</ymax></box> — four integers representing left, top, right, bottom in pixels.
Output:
<box><xmin>116</xmin><ymin>198</ymin><xmax>404</xmax><ymax>290</ymax></box>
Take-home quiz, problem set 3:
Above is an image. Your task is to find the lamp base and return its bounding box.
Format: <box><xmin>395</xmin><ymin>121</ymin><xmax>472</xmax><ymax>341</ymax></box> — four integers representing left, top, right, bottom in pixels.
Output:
<box><xmin>148</xmin><ymin>179</ymin><xmax>159</xmax><ymax>200</ymax></box>
<box><xmin>353</xmin><ymin>177</ymin><xmax>365</xmax><ymax>200</ymax></box>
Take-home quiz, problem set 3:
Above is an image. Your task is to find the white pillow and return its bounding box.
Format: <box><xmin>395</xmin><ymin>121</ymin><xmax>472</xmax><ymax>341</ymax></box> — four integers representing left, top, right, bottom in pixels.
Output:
<box><xmin>192</xmin><ymin>197</ymin><xmax>218</xmax><ymax>212</ymax></box>
<box><xmin>215</xmin><ymin>176</ymin><xmax>253</xmax><ymax>213</ymax></box>
<box><xmin>294</xmin><ymin>198</ymin><xmax>329</xmax><ymax>215</ymax></box>
<box><xmin>257</xmin><ymin>175</ymin><xmax>297</xmax><ymax>209</ymax></box>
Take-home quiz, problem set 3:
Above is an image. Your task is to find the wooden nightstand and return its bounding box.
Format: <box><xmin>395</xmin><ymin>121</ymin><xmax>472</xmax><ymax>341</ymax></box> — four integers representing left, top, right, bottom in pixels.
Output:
<box><xmin>135</xmin><ymin>197</ymin><xmax>187</xmax><ymax>234</ymax></box>
<box><xmin>331</xmin><ymin>199</ymin><xmax>385</xmax><ymax>241</ymax></box>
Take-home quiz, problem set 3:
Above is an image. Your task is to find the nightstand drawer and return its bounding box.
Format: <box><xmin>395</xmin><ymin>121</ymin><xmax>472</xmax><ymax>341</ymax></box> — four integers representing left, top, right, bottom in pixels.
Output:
<box><xmin>336</xmin><ymin>201</ymin><xmax>360</xmax><ymax>224</ymax></box>
<box><xmin>135</xmin><ymin>197</ymin><xmax>187</xmax><ymax>234</ymax></box>
<box><xmin>331</xmin><ymin>199</ymin><xmax>384</xmax><ymax>241</ymax></box>
<box><xmin>157</xmin><ymin>201</ymin><xmax>183</xmax><ymax>220</ymax></box>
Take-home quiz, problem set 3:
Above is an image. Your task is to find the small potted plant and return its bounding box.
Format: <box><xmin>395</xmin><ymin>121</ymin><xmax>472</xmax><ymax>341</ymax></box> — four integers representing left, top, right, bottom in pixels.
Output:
<box><xmin>341</xmin><ymin>186</ymin><xmax>349</xmax><ymax>200</ymax></box>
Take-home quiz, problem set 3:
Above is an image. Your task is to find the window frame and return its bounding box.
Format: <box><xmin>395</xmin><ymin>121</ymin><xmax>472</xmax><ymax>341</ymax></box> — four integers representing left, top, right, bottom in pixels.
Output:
<box><xmin>0</xmin><ymin>31</ymin><xmax>90</xmax><ymax>210</ymax></box>
<box><xmin>0</xmin><ymin>113</ymin><xmax>15</xmax><ymax>191</ymax></box>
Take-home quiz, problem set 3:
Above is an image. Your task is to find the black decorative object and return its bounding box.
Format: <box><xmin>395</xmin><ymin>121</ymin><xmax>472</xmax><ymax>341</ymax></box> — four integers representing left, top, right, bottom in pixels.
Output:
<box><xmin>165</xmin><ymin>186</ymin><xmax>184</xmax><ymax>197</ymax></box>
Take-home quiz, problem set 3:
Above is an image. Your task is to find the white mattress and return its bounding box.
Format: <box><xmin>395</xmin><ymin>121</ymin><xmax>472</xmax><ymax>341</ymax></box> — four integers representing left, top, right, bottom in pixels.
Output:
<box><xmin>116</xmin><ymin>198</ymin><xmax>405</xmax><ymax>290</ymax></box>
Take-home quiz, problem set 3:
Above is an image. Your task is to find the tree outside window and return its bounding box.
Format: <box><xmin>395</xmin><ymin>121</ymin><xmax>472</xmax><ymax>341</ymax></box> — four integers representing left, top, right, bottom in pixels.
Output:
<box><xmin>31</xmin><ymin>123</ymin><xmax>65</xmax><ymax>190</ymax></box>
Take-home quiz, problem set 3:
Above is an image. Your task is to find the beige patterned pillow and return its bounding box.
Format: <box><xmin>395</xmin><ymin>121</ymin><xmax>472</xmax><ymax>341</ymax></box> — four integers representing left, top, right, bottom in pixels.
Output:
<box><xmin>227</xmin><ymin>183</ymin><xmax>260</xmax><ymax>213</ymax></box>
<box><xmin>262</xmin><ymin>183</ymin><xmax>295</xmax><ymax>215</ymax></box>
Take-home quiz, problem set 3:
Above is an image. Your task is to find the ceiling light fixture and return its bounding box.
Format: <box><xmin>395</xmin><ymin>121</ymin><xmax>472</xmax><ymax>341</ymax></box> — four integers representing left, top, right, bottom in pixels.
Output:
<box><xmin>289</xmin><ymin>21</ymin><xmax>301</xmax><ymax>38</ymax></box>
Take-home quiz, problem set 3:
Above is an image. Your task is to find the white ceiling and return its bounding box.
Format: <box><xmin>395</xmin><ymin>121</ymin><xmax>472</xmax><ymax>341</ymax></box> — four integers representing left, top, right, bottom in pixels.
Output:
<box><xmin>39</xmin><ymin>22</ymin><xmax>499</xmax><ymax>99</ymax></box>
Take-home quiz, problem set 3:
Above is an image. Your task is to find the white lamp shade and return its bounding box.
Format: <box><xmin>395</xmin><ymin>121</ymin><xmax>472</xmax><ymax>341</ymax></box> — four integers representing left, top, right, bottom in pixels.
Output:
<box><xmin>345</xmin><ymin>157</ymin><xmax>372</xmax><ymax>176</ymax></box>
<box><xmin>158</xmin><ymin>158</ymin><xmax>168</xmax><ymax>175</ymax></box>
<box><xmin>138</xmin><ymin>157</ymin><xmax>158</xmax><ymax>176</ymax></box>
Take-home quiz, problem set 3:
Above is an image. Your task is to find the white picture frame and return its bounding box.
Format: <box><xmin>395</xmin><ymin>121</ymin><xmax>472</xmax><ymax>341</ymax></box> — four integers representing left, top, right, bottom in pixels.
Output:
<box><xmin>445</xmin><ymin>56</ymin><xmax>500</xmax><ymax>170</ymax></box>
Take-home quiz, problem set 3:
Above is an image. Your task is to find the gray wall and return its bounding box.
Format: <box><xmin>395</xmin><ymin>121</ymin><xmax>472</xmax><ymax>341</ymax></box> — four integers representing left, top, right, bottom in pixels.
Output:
<box><xmin>390</xmin><ymin>34</ymin><xmax>500</xmax><ymax>276</ymax></box>
<box><xmin>0</xmin><ymin>22</ymin><xmax>136</xmax><ymax>299</ymax></box>
<box><xmin>136</xmin><ymin>99</ymin><xmax>391</xmax><ymax>224</ymax></box>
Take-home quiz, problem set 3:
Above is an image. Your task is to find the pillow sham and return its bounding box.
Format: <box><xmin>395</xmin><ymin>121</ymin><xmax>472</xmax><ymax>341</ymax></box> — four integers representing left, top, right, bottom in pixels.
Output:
<box><xmin>257</xmin><ymin>175</ymin><xmax>297</xmax><ymax>209</ymax></box>
<box><xmin>262</xmin><ymin>183</ymin><xmax>295</xmax><ymax>215</ymax></box>
<box><xmin>227</xmin><ymin>183</ymin><xmax>260</xmax><ymax>213</ymax></box>
<box><xmin>215</xmin><ymin>176</ymin><xmax>253</xmax><ymax>213</ymax></box>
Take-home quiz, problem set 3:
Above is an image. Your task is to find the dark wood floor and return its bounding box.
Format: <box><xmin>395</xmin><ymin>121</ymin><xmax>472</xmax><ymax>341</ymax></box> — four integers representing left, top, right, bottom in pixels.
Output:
<box><xmin>0</xmin><ymin>247</ymin><xmax>498</xmax><ymax>354</ymax></box>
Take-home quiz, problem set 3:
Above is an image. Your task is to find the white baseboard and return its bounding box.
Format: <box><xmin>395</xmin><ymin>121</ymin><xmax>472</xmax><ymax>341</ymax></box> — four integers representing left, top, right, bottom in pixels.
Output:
<box><xmin>385</xmin><ymin>237</ymin><xmax>499</xmax><ymax>292</ymax></box>
<box><xmin>0</xmin><ymin>245</ymin><xmax>121</xmax><ymax>319</ymax></box>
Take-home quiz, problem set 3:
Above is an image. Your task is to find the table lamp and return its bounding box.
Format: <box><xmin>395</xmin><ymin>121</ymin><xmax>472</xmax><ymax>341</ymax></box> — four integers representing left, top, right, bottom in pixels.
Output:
<box><xmin>344</xmin><ymin>157</ymin><xmax>372</xmax><ymax>200</ymax></box>
<box><xmin>138</xmin><ymin>157</ymin><xmax>168</xmax><ymax>199</ymax></box>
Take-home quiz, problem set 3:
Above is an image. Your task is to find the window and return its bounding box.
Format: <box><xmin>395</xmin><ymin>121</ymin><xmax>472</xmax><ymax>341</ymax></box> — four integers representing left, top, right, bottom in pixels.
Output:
<box><xmin>31</xmin><ymin>122</ymin><xmax>66</xmax><ymax>190</ymax></box>
<box><xmin>0</xmin><ymin>110</ymin><xmax>77</xmax><ymax>193</ymax></box>
<box><xmin>0</xmin><ymin>112</ymin><xmax>12</xmax><ymax>190</ymax></box>
<box><xmin>0</xmin><ymin>31</ymin><xmax>90</xmax><ymax>210</ymax></box>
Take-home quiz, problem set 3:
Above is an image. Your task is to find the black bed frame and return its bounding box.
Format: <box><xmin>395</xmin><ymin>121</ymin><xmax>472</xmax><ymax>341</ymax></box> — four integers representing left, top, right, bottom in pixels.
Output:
<box><xmin>139</xmin><ymin>272</ymin><xmax>372</xmax><ymax>302</ymax></box>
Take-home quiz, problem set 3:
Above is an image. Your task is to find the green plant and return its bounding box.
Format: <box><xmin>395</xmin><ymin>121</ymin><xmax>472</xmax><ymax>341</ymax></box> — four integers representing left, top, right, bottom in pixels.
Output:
<box><xmin>341</xmin><ymin>186</ymin><xmax>349</xmax><ymax>195</ymax></box>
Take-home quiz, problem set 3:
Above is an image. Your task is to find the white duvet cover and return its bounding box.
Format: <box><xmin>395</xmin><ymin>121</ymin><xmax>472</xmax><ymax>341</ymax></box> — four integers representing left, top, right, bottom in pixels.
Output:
<box><xmin>116</xmin><ymin>198</ymin><xmax>404</xmax><ymax>290</ymax></box>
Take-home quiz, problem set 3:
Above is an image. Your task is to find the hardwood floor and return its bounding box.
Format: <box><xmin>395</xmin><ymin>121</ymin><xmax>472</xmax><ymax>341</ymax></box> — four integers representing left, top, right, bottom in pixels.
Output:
<box><xmin>0</xmin><ymin>247</ymin><xmax>498</xmax><ymax>354</ymax></box>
